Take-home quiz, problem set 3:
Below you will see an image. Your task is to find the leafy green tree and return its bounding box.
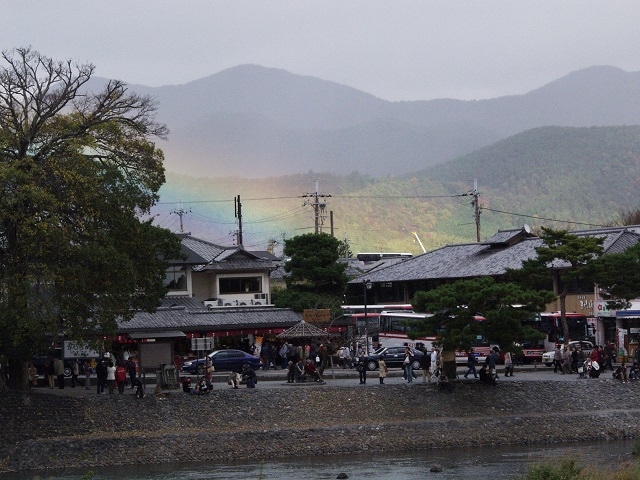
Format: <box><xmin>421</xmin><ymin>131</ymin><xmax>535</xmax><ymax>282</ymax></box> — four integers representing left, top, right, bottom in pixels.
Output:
<box><xmin>590</xmin><ymin>241</ymin><xmax>640</xmax><ymax>310</ymax></box>
<box><xmin>271</xmin><ymin>287</ymin><xmax>342</xmax><ymax>317</ymax></box>
<box><xmin>283</xmin><ymin>233</ymin><xmax>347</xmax><ymax>294</ymax></box>
<box><xmin>0</xmin><ymin>47</ymin><xmax>181</xmax><ymax>388</ymax></box>
<box><xmin>412</xmin><ymin>277</ymin><xmax>554</xmax><ymax>355</ymax></box>
<box><xmin>513</xmin><ymin>227</ymin><xmax>603</xmax><ymax>345</ymax></box>
<box><xmin>336</xmin><ymin>238</ymin><xmax>353</xmax><ymax>259</ymax></box>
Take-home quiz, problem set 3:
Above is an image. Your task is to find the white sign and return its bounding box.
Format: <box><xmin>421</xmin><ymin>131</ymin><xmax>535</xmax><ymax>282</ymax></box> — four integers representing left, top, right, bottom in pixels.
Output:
<box><xmin>594</xmin><ymin>300</ymin><xmax>613</xmax><ymax>317</ymax></box>
<box><xmin>191</xmin><ymin>337</ymin><xmax>214</xmax><ymax>351</ymax></box>
<box><xmin>63</xmin><ymin>341</ymin><xmax>101</xmax><ymax>359</ymax></box>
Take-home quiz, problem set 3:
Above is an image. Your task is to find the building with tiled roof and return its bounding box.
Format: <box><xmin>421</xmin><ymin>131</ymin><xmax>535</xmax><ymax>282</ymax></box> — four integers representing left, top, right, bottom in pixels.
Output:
<box><xmin>166</xmin><ymin>234</ymin><xmax>277</xmax><ymax>307</ymax></box>
<box><xmin>347</xmin><ymin>225</ymin><xmax>640</xmax><ymax>311</ymax></box>
<box><xmin>115</xmin><ymin>234</ymin><xmax>308</xmax><ymax>369</ymax></box>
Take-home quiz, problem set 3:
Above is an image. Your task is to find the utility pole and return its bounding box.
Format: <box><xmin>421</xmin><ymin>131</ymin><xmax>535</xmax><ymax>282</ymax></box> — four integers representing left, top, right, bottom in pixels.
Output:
<box><xmin>330</xmin><ymin>211</ymin><xmax>334</xmax><ymax>237</ymax></box>
<box><xmin>172</xmin><ymin>202</ymin><xmax>191</xmax><ymax>233</ymax></box>
<box><xmin>472</xmin><ymin>179</ymin><xmax>481</xmax><ymax>242</ymax></box>
<box><xmin>234</xmin><ymin>195</ymin><xmax>243</xmax><ymax>246</ymax></box>
<box><xmin>302</xmin><ymin>180</ymin><xmax>331</xmax><ymax>234</ymax></box>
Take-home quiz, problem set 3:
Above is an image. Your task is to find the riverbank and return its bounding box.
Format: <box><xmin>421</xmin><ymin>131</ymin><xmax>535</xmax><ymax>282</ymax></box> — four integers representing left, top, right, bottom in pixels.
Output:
<box><xmin>2</xmin><ymin>377</ymin><xmax>640</xmax><ymax>472</ymax></box>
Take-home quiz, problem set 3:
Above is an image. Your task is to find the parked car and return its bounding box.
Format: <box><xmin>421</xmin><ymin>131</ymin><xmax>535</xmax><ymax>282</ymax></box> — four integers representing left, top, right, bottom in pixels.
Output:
<box><xmin>541</xmin><ymin>341</ymin><xmax>595</xmax><ymax>367</ymax></box>
<box><xmin>181</xmin><ymin>349</ymin><xmax>261</xmax><ymax>374</ymax></box>
<box><xmin>31</xmin><ymin>356</ymin><xmax>97</xmax><ymax>378</ymax></box>
<box><xmin>363</xmin><ymin>346</ymin><xmax>423</xmax><ymax>371</ymax></box>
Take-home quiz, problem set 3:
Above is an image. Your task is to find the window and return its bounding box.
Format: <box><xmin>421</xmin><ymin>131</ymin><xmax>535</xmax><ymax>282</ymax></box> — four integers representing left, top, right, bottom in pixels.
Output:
<box><xmin>165</xmin><ymin>266</ymin><xmax>187</xmax><ymax>291</ymax></box>
<box><xmin>219</xmin><ymin>277</ymin><xmax>262</xmax><ymax>294</ymax></box>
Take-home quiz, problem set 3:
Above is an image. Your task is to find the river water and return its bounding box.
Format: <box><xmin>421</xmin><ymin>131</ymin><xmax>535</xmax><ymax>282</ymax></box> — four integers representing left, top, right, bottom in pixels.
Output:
<box><xmin>0</xmin><ymin>440</ymin><xmax>635</xmax><ymax>480</ymax></box>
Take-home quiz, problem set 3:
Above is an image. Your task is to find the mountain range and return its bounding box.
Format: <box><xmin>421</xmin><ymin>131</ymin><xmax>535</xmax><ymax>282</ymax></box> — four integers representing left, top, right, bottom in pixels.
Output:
<box><xmin>96</xmin><ymin>65</ymin><xmax>640</xmax><ymax>253</ymax></box>
<box><xmin>97</xmin><ymin>64</ymin><xmax>640</xmax><ymax>178</ymax></box>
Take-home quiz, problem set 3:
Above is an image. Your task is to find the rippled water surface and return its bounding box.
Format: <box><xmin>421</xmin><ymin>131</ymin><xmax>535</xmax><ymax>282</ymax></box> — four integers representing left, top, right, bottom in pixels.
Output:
<box><xmin>1</xmin><ymin>440</ymin><xmax>634</xmax><ymax>480</ymax></box>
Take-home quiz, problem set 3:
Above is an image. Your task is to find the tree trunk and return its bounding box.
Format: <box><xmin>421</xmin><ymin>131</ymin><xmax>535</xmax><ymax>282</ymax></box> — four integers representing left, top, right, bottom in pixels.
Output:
<box><xmin>441</xmin><ymin>350</ymin><xmax>457</xmax><ymax>380</ymax></box>
<box><xmin>552</xmin><ymin>270</ymin><xmax>570</xmax><ymax>345</ymax></box>
<box><xmin>6</xmin><ymin>359</ymin><xmax>29</xmax><ymax>390</ymax></box>
<box><xmin>560</xmin><ymin>293</ymin><xmax>570</xmax><ymax>346</ymax></box>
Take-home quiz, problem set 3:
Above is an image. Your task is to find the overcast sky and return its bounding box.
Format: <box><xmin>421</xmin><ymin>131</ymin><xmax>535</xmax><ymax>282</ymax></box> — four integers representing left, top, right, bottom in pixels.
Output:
<box><xmin>3</xmin><ymin>1</ymin><xmax>640</xmax><ymax>101</ymax></box>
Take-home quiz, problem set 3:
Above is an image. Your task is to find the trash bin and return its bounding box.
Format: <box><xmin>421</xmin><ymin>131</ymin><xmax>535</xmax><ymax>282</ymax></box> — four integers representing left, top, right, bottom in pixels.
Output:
<box><xmin>164</xmin><ymin>365</ymin><xmax>178</xmax><ymax>389</ymax></box>
<box><xmin>156</xmin><ymin>366</ymin><xmax>166</xmax><ymax>389</ymax></box>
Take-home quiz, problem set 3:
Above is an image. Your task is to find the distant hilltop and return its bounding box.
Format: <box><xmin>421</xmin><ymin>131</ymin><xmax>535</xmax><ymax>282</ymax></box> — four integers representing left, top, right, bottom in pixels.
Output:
<box><xmin>88</xmin><ymin>65</ymin><xmax>640</xmax><ymax>178</ymax></box>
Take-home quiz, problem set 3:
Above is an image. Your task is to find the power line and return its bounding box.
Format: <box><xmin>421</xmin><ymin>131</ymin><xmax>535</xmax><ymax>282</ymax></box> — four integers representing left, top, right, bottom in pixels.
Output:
<box><xmin>482</xmin><ymin>207</ymin><xmax>606</xmax><ymax>227</ymax></box>
<box><xmin>157</xmin><ymin>192</ymin><xmax>469</xmax><ymax>205</ymax></box>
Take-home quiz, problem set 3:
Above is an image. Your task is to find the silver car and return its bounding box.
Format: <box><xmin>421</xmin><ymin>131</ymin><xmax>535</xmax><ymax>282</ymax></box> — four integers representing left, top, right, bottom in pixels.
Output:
<box><xmin>542</xmin><ymin>341</ymin><xmax>595</xmax><ymax>366</ymax></box>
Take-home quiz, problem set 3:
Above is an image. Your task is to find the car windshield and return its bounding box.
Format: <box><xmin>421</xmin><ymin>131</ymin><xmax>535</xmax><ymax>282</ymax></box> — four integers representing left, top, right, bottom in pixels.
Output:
<box><xmin>373</xmin><ymin>348</ymin><xmax>386</xmax><ymax>355</ymax></box>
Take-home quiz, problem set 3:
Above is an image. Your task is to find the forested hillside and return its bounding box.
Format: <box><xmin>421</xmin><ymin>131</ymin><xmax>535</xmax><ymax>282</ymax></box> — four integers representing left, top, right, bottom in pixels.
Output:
<box><xmin>421</xmin><ymin>125</ymin><xmax>640</xmax><ymax>229</ymax></box>
<box><xmin>157</xmin><ymin>126</ymin><xmax>640</xmax><ymax>255</ymax></box>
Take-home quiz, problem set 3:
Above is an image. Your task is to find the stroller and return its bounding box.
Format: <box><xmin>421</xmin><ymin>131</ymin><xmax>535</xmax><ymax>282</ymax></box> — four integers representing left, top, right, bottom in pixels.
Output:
<box><xmin>577</xmin><ymin>359</ymin><xmax>587</xmax><ymax>379</ymax></box>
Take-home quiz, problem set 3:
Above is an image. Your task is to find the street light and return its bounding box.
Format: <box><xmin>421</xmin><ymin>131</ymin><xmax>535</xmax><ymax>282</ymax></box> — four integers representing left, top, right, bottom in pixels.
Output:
<box><xmin>363</xmin><ymin>279</ymin><xmax>372</xmax><ymax>354</ymax></box>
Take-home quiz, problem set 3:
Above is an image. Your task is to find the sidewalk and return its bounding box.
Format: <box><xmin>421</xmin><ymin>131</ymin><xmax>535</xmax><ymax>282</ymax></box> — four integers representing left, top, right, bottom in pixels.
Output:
<box><xmin>30</xmin><ymin>361</ymin><xmax>620</xmax><ymax>397</ymax></box>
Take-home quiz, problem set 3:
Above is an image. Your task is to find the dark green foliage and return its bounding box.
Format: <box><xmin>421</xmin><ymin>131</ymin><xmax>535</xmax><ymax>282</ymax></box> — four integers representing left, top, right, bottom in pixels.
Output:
<box><xmin>411</xmin><ymin>277</ymin><xmax>554</xmax><ymax>352</ymax></box>
<box><xmin>591</xmin><ymin>241</ymin><xmax>640</xmax><ymax>310</ymax></box>
<box><xmin>512</xmin><ymin>227</ymin><xmax>603</xmax><ymax>343</ymax></box>
<box><xmin>524</xmin><ymin>458</ymin><xmax>583</xmax><ymax>480</ymax></box>
<box><xmin>283</xmin><ymin>233</ymin><xmax>347</xmax><ymax>294</ymax></box>
<box><xmin>271</xmin><ymin>287</ymin><xmax>342</xmax><ymax>316</ymax></box>
<box><xmin>0</xmin><ymin>48</ymin><xmax>181</xmax><ymax>387</ymax></box>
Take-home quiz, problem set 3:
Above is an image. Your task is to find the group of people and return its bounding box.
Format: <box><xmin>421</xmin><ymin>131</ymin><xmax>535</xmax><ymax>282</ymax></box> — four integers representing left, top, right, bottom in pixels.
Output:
<box><xmin>287</xmin><ymin>358</ymin><xmax>324</xmax><ymax>383</ymax></box>
<box><xmin>94</xmin><ymin>358</ymin><xmax>137</xmax><ymax>394</ymax></box>
<box><xmin>552</xmin><ymin>343</ymin><xmax>618</xmax><ymax>378</ymax></box>
<box><xmin>254</xmin><ymin>341</ymin><xmax>332</xmax><ymax>373</ymax></box>
<box><xmin>40</xmin><ymin>358</ymin><xmax>66</xmax><ymax>389</ymax></box>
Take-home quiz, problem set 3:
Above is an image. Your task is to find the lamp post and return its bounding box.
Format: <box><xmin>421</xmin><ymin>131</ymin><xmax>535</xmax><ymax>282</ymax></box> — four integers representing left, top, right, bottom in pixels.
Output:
<box><xmin>363</xmin><ymin>280</ymin><xmax>371</xmax><ymax>355</ymax></box>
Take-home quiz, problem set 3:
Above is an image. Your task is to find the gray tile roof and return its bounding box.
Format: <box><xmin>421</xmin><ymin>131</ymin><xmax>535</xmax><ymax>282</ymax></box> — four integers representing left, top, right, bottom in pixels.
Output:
<box><xmin>202</xmin><ymin>257</ymin><xmax>275</xmax><ymax>272</ymax></box>
<box><xmin>349</xmin><ymin>225</ymin><xmax>640</xmax><ymax>284</ymax></box>
<box><xmin>481</xmin><ymin>228</ymin><xmax>530</xmax><ymax>245</ymax></box>
<box><xmin>159</xmin><ymin>296</ymin><xmax>206</xmax><ymax>310</ymax></box>
<box><xmin>118</xmin><ymin>307</ymin><xmax>303</xmax><ymax>333</ymax></box>
<box><xmin>174</xmin><ymin>235</ymin><xmax>226</xmax><ymax>265</ymax></box>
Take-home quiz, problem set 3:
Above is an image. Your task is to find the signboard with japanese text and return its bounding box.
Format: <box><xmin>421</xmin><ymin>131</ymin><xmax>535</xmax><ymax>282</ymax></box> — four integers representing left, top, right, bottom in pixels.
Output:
<box><xmin>303</xmin><ymin>309</ymin><xmax>331</xmax><ymax>323</ymax></box>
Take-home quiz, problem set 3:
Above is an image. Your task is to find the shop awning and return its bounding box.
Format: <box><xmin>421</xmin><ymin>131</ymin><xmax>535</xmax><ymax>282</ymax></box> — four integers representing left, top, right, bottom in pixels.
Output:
<box><xmin>128</xmin><ymin>331</ymin><xmax>187</xmax><ymax>339</ymax></box>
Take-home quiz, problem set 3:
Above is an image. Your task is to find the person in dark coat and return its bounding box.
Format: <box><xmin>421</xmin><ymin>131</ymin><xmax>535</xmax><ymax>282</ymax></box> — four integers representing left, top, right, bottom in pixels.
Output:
<box><xmin>241</xmin><ymin>363</ymin><xmax>257</xmax><ymax>388</ymax></box>
<box><xmin>127</xmin><ymin>359</ymin><xmax>137</xmax><ymax>388</ymax></box>
<box><xmin>356</xmin><ymin>352</ymin><xmax>367</xmax><ymax>384</ymax></box>
<box><xmin>96</xmin><ymin>360</ymin><xmax>107</xmax><ymax>394</ymax></box>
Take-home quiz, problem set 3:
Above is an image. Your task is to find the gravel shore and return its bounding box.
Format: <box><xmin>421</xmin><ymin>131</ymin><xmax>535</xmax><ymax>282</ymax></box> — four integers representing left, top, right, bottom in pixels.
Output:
<box><xmin>2</xmin><ymin>377</ymin><xmax>640</xmax><ymax>473</ymax></box>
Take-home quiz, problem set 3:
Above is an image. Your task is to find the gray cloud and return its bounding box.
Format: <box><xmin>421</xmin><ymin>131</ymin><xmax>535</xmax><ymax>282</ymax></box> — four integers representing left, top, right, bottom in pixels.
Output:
<box><xmin>4</xmin><ymin>1</ymin><xmax>640</xmax><ymax>100</ymax></box>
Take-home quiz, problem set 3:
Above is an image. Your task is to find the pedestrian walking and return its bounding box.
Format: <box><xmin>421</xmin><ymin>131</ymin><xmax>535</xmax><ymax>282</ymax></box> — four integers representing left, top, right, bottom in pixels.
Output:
<box><xmin>504</xmin><ymin>351</ymin><xmax>514</xmax><ymax>377</ymax></box>
<box><xmin>420</xmin><ymin>350</ymin><xmax>432</xmax><ymax>383</ymax></box>
<box><xmin>553</xmin><ymin>345</ymin><xmax>562</xmax><ymax>373</ymax></box>
<box><xmin>378</xmin><ymin>358</ymin><xmax>388</xmax><ymax>384</ymax></box>
<box><xmin>53</xmin><ymin>357</ymin><xmax>64</xmax><ymax>389</ymax></box>
<box><xmin>71</xmin><ymin>359</ymin><xmax>80</xmax><ymax>387</ymax></box>
<box><xmin>106</xmin><ymin>361</ymin><xmax>116</xmax><ymax>394</ymax></box>
<box><xmin>356</xmin><ymin>352</ymin><xmax>367</xmax><ymax>384</ymax></box>
<box><xmin>83</xmin><ymin>360</ymin><xmax>91</xmax><ymax>390</ymax></box>
<box><xmin>464</xmin><ymin>349</ymin><xmax>478</xmax><ymax>378</ymax></box>
<box><xmin>127</xmin><ymin>358</ymin><xmax>137</xmax><ymax>389</ymax></box>
<box><xmin>96</xmin><ymin>360</ymin><xmax>107</xmax><ymax>394</ymax></box>
<box><xmin>115</xmin><ymin>362</ymin><xmax>127</xmax><ymax>393</ymax></box>
<box><xmin>403</xmin><ymin>347</ymin><xmax>413</xmax><ymax>383</ymax></box>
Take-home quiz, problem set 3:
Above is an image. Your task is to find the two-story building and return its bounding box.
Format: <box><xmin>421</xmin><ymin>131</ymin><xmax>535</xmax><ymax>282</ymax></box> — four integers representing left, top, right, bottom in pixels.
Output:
<box><xmin>115</xmin><ymin>234</ymin><xmax>305</xmax><ymax>371</ymax></box>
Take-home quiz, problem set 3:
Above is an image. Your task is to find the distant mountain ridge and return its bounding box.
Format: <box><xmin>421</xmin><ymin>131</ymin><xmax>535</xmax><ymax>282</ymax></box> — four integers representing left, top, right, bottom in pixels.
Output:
<box><xmin>92</xmin><ymin>64</ymin><xmax>640</xmax><ymax>177</ymax></box>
